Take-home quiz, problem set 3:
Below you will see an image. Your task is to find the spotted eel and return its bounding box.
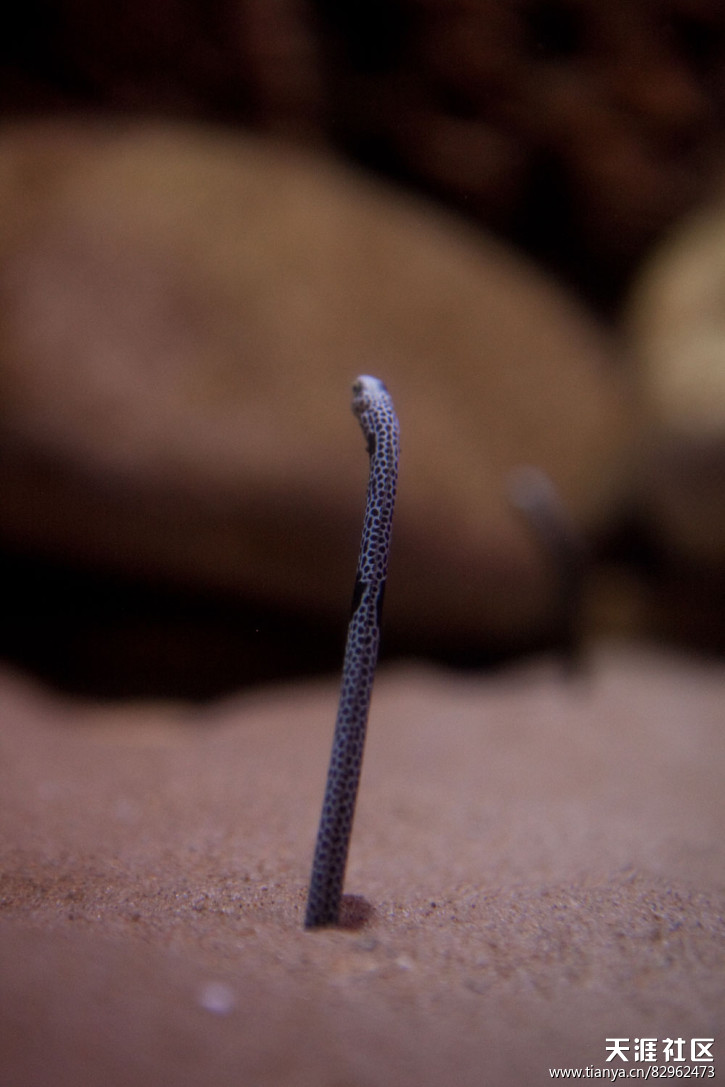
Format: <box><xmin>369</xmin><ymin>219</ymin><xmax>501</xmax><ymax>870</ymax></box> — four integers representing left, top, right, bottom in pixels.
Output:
<box><xmin>304</xmin><ymin>375</ymin><xmax>400</xmax><ymax>929</ymax></box>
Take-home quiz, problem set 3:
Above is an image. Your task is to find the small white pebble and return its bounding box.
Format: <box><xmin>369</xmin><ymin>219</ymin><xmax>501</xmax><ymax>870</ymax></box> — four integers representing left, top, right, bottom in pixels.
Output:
<box><xmin>198</xmin><ymin>981</ymin><xmax>236</xmax><ymax>1015</ymax></box>
<box><xmin>394</xmin><ymin>954</ymin><xmax>415</xmax><ymax>972</ymax></box>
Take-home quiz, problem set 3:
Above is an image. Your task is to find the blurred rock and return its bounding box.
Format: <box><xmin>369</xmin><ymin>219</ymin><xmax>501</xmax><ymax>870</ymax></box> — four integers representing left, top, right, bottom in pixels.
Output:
<box><xmin>627</xmin><ymin>195</ymin><xmax>725</xmax><ymax>569</ymax></box>
<box><xmin>0</xmin><ymin>118</ymin><xmax>632</xmax><ymax>670</ymax></box>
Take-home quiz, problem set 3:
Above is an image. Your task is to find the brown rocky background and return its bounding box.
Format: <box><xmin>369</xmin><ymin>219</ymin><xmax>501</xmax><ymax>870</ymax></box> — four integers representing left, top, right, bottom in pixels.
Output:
<box><xmin>0</xmin><ymin>1</ymin><xmax>724</xmax><ymax>692</ymax></box>
<box><xmin>4</xmin><ymin>0</ymin><xmax>725</xmax><ymax>306</ymax></box>
<box><xmin>0</xmin><ymin>3</ymin><xmax>724</xmax><ymax>1084</ymax></box>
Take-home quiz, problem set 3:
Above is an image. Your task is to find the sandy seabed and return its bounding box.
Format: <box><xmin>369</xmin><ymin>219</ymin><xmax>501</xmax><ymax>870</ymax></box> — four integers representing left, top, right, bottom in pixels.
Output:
<box><xmin>1</xmin><ymin>643</ymin><xmax>723</xmax><ymax>1085</ymax></box>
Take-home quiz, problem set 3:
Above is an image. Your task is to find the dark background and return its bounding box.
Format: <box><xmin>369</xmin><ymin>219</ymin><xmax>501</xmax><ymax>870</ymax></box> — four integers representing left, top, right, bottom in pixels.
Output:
<box><xmin>2</xmin><ymin>0</ymin><xmax>724</xmax><ymax>697</ymax></box>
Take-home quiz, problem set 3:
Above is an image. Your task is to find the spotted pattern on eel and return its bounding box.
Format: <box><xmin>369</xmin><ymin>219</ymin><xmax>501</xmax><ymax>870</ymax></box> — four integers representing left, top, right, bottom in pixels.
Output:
<box><xmin>304</xmin><ymin>375</ymin><xmax>400</xmax><ymax>929</ymax></box>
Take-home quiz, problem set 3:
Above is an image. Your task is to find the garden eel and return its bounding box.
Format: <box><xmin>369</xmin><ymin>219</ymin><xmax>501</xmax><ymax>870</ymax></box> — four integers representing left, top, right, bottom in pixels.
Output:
<box><xmin>507</xmin><ymin>465</ymin><xmax>587</xmax><ymax>670</ymax></box>
<box><xmin>304</xmin><ymin>375</ymin><xmax>400</xmax><ymax>929</ymax></box>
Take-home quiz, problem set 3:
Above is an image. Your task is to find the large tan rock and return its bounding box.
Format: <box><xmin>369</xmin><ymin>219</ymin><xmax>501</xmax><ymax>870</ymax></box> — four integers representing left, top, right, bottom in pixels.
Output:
<box><xmin>0</xmin><ymin>644</ymin><xmax>722</xmax><ymax>1084</ymax></box>
<box><xmin>0</xmin><ymin>119</ymin><xmax>632</xmax><ymax>654</ymax></box>
<box><xmin>627</xmin><ymin>196</ymin><xmax>725</xmax><ymax>570</ymax></box>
